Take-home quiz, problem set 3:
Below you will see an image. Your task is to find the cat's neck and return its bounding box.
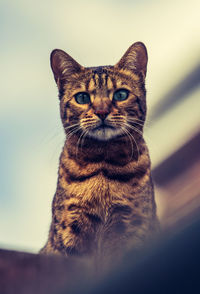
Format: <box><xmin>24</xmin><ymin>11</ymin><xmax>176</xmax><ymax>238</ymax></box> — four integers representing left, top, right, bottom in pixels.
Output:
<box><xmin>63</xmin><ymin>134</ymin><xmax>146</xmax><ymax>166</ymax></box>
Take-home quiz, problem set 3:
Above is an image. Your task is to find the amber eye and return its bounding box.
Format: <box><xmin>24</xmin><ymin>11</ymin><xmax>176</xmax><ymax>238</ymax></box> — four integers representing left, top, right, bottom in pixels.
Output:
<box><xmin>113</xmin><ymin>89</ymin><xmax>129</xmax><ymax>101</ymax></box>
<box><xmin>75</xmin><ymin>92</ymin><xmax>90</xmax><ymax>104</ymax></box>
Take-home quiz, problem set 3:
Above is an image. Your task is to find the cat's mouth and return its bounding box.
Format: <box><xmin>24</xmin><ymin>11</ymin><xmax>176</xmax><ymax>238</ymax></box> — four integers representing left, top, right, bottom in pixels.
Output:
<box><xmin>87</xmin><ymin>122</ymin><xmax>123</xmax><ymax>141</ymax></box>
<box><xmin>94</xmin><ymin>122</ymin><xmax>115</xmax><ymax>131</ymax></box>
<box><xmin>92</xmin><ymin>120</ymin><xmax>116</xmax><ymax>133</ymax></box>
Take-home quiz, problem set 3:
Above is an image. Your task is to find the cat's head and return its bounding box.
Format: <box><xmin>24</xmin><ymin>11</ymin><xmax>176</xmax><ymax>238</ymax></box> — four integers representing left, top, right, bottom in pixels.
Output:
<box><xmin>50</xmin><ymin>42</ymin><xmax>147</xmax><ymax>142</ymax></box>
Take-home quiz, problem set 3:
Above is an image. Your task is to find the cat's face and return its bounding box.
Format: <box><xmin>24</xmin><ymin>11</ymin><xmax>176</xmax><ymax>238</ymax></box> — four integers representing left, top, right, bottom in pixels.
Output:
<box><xmin>51</xmin><ymin>42</ymin><xmax>147</xmax><ymax>142</ymax></box>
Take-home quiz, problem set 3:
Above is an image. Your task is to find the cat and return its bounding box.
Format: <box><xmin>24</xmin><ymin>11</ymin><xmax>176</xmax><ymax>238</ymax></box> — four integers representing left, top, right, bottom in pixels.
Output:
<box><xmin>40</xmin><ymin>42</ymin><xmax>159</xmax><ymax>268</ymax></box>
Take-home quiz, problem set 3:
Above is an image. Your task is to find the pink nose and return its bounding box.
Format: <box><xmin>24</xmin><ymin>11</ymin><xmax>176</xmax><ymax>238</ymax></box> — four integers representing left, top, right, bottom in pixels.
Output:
<box><xmin>94</xmin><ymin>109</ymin><xmax>109</xmax><ymax>120</ymax></box>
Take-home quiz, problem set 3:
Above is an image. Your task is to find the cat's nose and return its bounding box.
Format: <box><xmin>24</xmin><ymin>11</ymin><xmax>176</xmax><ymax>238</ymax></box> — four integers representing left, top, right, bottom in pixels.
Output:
<box><xmin>94</xmin><ymin>109</ymin><xmax>109</xmax><ymax>120</ymax></box>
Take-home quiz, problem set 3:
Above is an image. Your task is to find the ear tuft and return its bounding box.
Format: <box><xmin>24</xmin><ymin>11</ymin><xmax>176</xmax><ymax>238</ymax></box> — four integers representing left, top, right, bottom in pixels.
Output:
<box><xmin>115</xmin><ymin>42</ymin><xmax>148</xmax><ymax>78</ymax></box>
<box><xmin>50</xmin><ymin>49</ymin><xmax>83</xmax><ymax>84</ymax></box>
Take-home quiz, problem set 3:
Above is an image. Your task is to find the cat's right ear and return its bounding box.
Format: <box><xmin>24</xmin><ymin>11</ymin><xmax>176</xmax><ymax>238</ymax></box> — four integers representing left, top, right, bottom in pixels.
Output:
<box><xmin>50</xmin><ymin>49</ymin><xmax>83</xmax><ymax>85</ymax></box>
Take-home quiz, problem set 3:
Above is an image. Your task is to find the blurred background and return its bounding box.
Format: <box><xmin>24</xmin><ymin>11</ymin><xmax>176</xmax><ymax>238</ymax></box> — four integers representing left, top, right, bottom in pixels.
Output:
<box><xmin>0</xmin><ymin>0</ymin><xmax>199</xmax><ymax>253</ymax></box>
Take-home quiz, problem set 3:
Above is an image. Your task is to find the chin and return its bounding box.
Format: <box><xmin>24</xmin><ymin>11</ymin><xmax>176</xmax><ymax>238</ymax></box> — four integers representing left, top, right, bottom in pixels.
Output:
<box><xmin>87</xmin><ymin>126</ymin><xmax>123</xmax><ymax>141</ymax></box>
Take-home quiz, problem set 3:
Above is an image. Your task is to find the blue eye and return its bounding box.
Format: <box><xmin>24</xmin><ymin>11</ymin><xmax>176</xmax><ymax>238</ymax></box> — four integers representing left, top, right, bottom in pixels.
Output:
<box><xmin>75</xmin><ymin>92</ymin><xmax>90</xmax><ymax>104</ymax></box>
<box><xmin>113</xmin><ymin>89</ymin><xmax>129</xmax><ymax>101</ymax></box>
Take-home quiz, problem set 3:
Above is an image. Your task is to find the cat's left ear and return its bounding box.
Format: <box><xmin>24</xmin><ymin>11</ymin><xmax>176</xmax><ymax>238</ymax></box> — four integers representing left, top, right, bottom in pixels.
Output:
<box><xmin>115</xmin><ymin>42</ymin><xmax>148</xmax><ymax>78</ymax></box>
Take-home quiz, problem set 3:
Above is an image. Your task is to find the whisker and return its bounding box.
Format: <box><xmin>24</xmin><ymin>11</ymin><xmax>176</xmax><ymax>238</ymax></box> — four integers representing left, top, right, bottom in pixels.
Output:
<box><xmin>75</xmin><ymin>129</ymin><xmax>90</xmax><ymax>159</ymax></box>
<box><xmin>76</xmin><ymin>130</ymin><xmax>86</xmax><ymax>159</ymax></box>
<box><xmin>106</xmin><ymin>119</ymin><xmax>126</xmax><ymax>128</ymax></box>
<box><xmin>121</xmin><ymin>125</ymin><xmax>140</xmax><ymax>162</ymax></box>
<box><xmin>41</xmin><ymin>130</ymin><xmax>62</xmax><ymax>146</ymax></box>
<box><xmin>126</xmin><ymin>122</ymin><xmax>151</xmax><ymax>151</ymax></box>
<box><xmin>80</xmin><ymin>130</ymin><xmax>89</xmax><ymax>151</ymax></box>
<box><xmin>66</xmin><ymin>126</ymin><xmax>81</xmax><ymax>141</ymax></box>
<box><xmin>127</xmin><ymin>117</ymin><xmax>152</xmax><ymax>126</ymax></box>
<box><xmin>124</xmin><ymin>122</ymin><xmax>143</xmax><ymax>137</ymax></box>
<box><xmin>81</xmin><ymin>122</ymin><xmax>97</xmax><ymax>128</ymax></box>
<box><xmin>127</xmin><ymin>117</ymin><xmax>145</xmax><ymax>122</ymax></box>
<box><xmin>64</xmin><ymin>123</ymin><xmax>80</xmax><ymax>131</ymax></box>
<box><xmin>127</xmin><ymin>119</ymin><xmax>145</xmax><ymax>128</ymax></box>
<box><xmin>125</xmin><ymin>127</ymin><xmax>140</xmax><ymax>161</ymax></box>
<box><xmin>121</xmin><ymin>127</ymin><xmax>134</xmax><ymax>161</ymax></box>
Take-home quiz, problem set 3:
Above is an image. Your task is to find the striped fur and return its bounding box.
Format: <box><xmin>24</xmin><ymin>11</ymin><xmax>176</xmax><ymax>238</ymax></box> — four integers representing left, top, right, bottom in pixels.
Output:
<box><xmin>40</xmin><ymin>42</ymin><xmax>159</xmax><ymax>267</ymax></box>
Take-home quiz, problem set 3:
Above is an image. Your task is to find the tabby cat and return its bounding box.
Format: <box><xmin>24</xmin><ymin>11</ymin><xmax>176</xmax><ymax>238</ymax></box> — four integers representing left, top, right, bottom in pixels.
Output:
<box><xmin>40</xmin><ymin>42</ymin><xmax>159</xmax><ymax>267</ymax></box>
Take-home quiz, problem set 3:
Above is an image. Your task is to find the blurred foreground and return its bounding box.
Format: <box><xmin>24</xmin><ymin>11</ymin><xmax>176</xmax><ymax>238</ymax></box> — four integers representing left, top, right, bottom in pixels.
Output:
<box><xmin>1</xmin><ymin>208</ymin><xmax>200</xmax><ymax>294</ymax></box>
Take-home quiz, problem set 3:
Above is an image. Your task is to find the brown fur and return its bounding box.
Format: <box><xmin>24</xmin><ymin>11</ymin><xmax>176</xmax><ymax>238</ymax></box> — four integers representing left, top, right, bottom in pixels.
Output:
<box><xmin>40</xmin><ymin>42</ymin><xmax>159</xmax><ymax>268</ymax></box>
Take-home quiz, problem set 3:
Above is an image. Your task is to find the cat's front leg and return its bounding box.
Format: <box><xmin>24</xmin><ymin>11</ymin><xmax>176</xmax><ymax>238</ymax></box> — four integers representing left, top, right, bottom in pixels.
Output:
<box><xmin>51</xmin><ymin>209</ymin><xmax>102</xmax><ymax>257</ymax></box>
<box><xmin>98</xmin><ymin>204</ymin><xmax>152</xmax><ymax>266</ymax></box>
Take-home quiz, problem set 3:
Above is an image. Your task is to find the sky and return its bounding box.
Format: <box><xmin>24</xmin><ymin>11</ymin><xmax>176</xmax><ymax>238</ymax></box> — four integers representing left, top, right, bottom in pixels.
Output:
<box><xmin>0</xmin><ymin>0</ymin><xmax>199</xmax><ymax>252</ymax></box>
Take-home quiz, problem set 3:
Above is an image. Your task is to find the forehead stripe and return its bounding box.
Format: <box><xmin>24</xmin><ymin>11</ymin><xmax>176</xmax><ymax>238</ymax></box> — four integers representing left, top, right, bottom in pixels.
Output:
<box><xmin>104</xmin><ymin>73</ymin><xmax>108</xmax><ymax>88</ymax></box>
<box><xmin>106</xmin><ymin>76</ymin><xmax>114</xmax><ymax>90</ymax></box>
<box><xmin>88</xmin><ymin>78</ymin><xmax>95</xmax><ymax>92</ymax></box>
<box><xmin>94</xmin><ymin>74</ymin><xmax>99</xmax><ymax>88</ymax></box>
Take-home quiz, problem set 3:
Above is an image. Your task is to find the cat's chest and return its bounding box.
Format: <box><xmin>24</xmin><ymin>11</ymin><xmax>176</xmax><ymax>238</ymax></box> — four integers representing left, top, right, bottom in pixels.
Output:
<box><xmin>61</xmin><ymin>176</ymin><xmax>121</xmax><ymax>222</ymax></box>
<box><xmin>58</xmin><ymin>148</ymin><xmax>151</xmax><ymax>219</ymax></box>
<box><xmin>60</xmin><ymin>169</ymin><xmax>148</xmax><ymax>216</ymax></box>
